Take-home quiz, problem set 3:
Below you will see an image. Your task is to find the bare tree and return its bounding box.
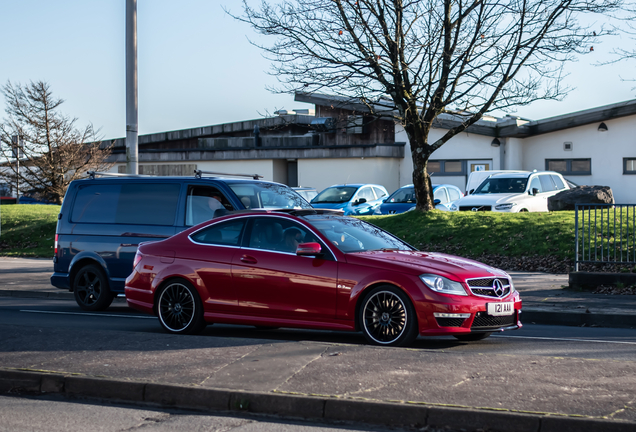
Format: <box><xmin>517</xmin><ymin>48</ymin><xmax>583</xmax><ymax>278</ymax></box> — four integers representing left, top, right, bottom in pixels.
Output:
<box><xmin>236</xmin><ymin>0</ymin><xmax>621</xmax><ymax>210</ymax></box>
<box><xmin>0</xmin><ymin>81</ymin><xmax>113</xmax><ymax>204</ymax></box>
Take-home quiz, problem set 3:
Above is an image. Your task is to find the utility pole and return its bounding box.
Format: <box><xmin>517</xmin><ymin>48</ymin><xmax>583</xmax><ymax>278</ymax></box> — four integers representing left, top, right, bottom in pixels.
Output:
<box><xmin>126</xmin><ymin>0</ymin><xmax>139</xmax><ymax>174</ymax></box>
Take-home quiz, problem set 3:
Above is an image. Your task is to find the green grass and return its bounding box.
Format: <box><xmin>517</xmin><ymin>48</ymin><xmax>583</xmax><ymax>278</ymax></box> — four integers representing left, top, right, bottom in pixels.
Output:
<box><xmin>0</xmin><ymin>204</ymin><xmax>60</xmax><ymax>257</ymax></box>
<box><xmin>360</xmin><ymin>210</ymin><xmax>576</xmax><ymax>260</ymax></box>
<box><xmin>0</xmin><ymin>203</ymin><xmax>578</xmax><ymax>261</ymax></box>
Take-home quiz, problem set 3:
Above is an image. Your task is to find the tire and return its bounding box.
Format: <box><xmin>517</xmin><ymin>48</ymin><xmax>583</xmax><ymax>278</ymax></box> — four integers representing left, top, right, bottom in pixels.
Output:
<box><xmin>359</xmin><ymin>285</ymin><xmax>418</xmax><ymax>347</ymax></box>
<box><xmin>73</xmin><ymin>264</ymin><xmax>115</xmax><ymax>311</ymax></box>
<box><xmin>157</xmin><ymin>279</ymin><xmax>206</xmax><ymax>335</ymax></box>
<box><xmin>454</xmin><ymin>332</ymin><xmax>492</xmax><ymax>341</ymax></box>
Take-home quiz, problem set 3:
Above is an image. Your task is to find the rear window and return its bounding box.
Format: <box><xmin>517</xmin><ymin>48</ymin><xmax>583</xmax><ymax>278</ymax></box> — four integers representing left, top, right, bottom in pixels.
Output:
<box><xmin>71</xmin><ymin>183</ymin><xmax>181</xmax><ymax>225</ymax></box>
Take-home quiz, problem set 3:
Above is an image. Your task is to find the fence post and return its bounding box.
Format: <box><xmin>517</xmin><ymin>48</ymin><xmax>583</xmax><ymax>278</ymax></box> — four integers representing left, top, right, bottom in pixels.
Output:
<box><xmin>574</xmin><ymin>204</ymin><xmax>579</xmax><ymax>272</ymax></box>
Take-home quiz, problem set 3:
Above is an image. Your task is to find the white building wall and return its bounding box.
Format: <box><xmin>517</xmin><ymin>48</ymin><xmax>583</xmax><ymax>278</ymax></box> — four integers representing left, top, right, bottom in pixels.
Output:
<box><xmin>298</xmin><ymin>158</ymin><xmax>401</xmax><ymax>194</ymax></box>
<box><xmin>396</xmin><ymin>124</ymin><xmax>500</xmax><ymax>191</ymax></box>
<box><xmin>504</xmin><ymin>138</ymin><xmax>524</xmax><ymax>170</ymax></box>
<box><xmin>521</xmin><ymin>116</ymin><xmax>636</xmax><ymax>203</ymax></box>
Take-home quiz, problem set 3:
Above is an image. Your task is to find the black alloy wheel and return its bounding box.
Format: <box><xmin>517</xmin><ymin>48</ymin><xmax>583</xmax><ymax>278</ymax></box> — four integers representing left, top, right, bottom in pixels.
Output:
<box><xmin>454</xmin><ymin>332</ymin><xmax>492</xmax><ymax>341</ymax></box>
<box><xmin>73</xmin><ymin>264</ymin><xmax>115</xmax><ymax>311</ymax></box>
<box><xmin>359</xmin><ymin>286</ymin><xmax>418</xmax><ymax>347</ymax></box>
<box><xmin>157</xmin><ymin>280</ymin><xmax>206</xmax><ymax>335</ymax></box>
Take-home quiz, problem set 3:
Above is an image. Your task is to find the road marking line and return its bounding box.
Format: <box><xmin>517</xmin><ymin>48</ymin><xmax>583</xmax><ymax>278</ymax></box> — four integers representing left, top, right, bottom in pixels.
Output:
<box><xmin>20</xmin><ymin>310</ymin><xmax>154</xmax><ymax>319</ymax></box>
<box><xmin>494</xmin><ymin>334</ymin><xmax>636</xmax><ymax>345</ymax></box>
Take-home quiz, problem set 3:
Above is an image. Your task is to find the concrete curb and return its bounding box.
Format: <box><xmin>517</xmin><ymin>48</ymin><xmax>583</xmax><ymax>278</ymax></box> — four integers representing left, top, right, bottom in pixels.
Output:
<box><xmin>1</xmin><ymin>369</ymin><xmax>634</xmax><ymax>432</ymax></box>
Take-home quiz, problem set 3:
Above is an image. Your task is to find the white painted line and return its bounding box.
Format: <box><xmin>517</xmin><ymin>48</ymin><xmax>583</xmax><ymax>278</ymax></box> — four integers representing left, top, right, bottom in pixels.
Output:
<box><xmin>494</xmin><ymin>334</ymin><xmax>636</xmax><ymax>345</ymax></box>
<box><xmin>20</xmin><ymin>310</ymin><xmax>155</xmax><ymax>319</ymax></box>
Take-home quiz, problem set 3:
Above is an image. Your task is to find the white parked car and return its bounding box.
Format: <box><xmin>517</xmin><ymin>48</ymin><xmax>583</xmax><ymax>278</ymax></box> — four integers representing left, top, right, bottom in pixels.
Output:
<box><xmin>449</xmin><ymin>171</ymin><xmax>570</xmax><ymax>212</ymax></box>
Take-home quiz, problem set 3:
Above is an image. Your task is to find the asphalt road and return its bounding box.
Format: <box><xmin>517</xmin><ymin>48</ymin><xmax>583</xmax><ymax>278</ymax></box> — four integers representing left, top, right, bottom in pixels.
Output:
<box><xmin>0</xmin><ymin>393</ymin><xmax>425</xmax><ymax>432</ymax></box>
<box><xmin>3</xmin><ymin>296</ymin><xmax>636</xmax><ymax>430</ymax></box>
<box><xmin>2</xmin><ymin>297</ymin><xmax>636</xmax><ymax>362</ymax></box>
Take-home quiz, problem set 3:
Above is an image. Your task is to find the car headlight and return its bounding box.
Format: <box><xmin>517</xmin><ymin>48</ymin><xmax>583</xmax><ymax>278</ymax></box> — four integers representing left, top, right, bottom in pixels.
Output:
<box><xmin>419</xmin><ymin>274</ymin><xmax>467</xmax><ymax>296</ymax></box>
<box><xmin>495</xmin><ymin>203</ymin><xmax>517</xmax><ymax>210</ymax></box>
<box><xmin>373</xmin><ymin>207</ymin><xmax>382</xmax><ymax>215</ymax></box>
<box><xmin>449</xmin><ymin>203</ymin><xmax>458</xmax><ymax>211</ymax></box>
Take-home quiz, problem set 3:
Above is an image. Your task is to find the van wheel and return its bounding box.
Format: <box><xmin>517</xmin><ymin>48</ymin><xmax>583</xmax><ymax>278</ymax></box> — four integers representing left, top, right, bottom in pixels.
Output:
<box><xmin>73</xmin><ymin>264</ymin><xmax>115</xmax><ymax>311</ymax></box>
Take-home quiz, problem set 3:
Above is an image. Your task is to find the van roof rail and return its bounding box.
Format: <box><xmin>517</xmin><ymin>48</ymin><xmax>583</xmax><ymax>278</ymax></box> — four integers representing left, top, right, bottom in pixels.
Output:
<box><xmin>194</xmin><ymin>170</ymin><xmax>263</xmax><ymax>180</ymax></box>
<box><xmin>87</xmin><ymin>171</ymin><xmax>154</xmax><ymax>179</ymax></box>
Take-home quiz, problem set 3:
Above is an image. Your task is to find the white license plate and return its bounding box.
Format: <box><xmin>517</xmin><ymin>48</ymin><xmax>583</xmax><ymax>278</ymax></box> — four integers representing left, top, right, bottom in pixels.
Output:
<box><xmin>487</xmin><ymin>302</ymin><xmax>514</xmax><ymax>316</ymax></box>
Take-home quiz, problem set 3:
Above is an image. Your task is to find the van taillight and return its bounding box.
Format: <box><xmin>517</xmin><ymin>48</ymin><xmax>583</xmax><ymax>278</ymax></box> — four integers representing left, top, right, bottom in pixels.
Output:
<box><xmin>133</xmin><ymin>250</ymin><xmax>143</xmax><ymax>269</ymax></box>
<box><xmin>54</xmin><ymin>234</ymin><xmax>58</xmax><ymax>256</ymax></box>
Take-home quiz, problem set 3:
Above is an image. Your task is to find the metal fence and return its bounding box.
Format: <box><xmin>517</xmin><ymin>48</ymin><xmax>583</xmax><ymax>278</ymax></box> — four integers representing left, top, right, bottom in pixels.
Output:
<box><xmin>575</xmin><ymin>203</ymin><xmax>636</xmax><ymax>271</ymax></box>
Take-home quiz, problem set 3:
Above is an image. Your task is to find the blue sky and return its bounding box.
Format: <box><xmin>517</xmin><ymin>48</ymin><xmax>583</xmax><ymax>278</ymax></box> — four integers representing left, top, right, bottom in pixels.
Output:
<box><xmin>1</xmin><ymin>0</ymin><xmax>634</xmax><ymax>141</ymax></box>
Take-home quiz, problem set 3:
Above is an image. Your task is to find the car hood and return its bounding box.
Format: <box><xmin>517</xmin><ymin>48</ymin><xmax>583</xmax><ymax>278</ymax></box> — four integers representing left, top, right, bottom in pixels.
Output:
<box><xmin>346</xmin><ymin>250</ymin><xmax>508</xmax><ymax>280</ymax></box>
<box><xmin>311</xmin><ymin>202</ymin><xmax>348</xmax><ymax>209</ymax></box>
<box><xmin>456</xmin><ymin>193</ymin><xmax>523</xmax><ymax>206</ymax></box>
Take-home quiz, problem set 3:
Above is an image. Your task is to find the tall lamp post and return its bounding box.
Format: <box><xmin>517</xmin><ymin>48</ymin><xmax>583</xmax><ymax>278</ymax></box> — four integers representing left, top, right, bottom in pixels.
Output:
<box><xmin>126</xmin><ymin>0</ymin><xmax>139</xmax><ymax>174</ymax></box>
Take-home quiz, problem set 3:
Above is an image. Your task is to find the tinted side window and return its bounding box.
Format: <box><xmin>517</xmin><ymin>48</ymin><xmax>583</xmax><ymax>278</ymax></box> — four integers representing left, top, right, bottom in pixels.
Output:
<box><xmin>71</xmin><ymin>183</ymin><xmax>181</xmax><ymax>225</ymax></box>
<box><xmin>191</xmin><ymin>220</ymin><xmax>245</xmax><ymax>246</ymax></box>
<box><xmin>116</xmin><ymin>184</ymin><xmax>181</xmax><ymax>225</ymax></box>
<box><xmin>71</xmin><ymin>184</ymin><xmax>120</xmax><ymax>223</ymax></box>
<box><xmin>538</xmin><ymin>175</ymin><xmax>556</xmax><ymax>192</ymax></box>
<box><xmin>551</xmin><ymin>175</ymin><xmax>566</xmax><ymax>190</ymax></box>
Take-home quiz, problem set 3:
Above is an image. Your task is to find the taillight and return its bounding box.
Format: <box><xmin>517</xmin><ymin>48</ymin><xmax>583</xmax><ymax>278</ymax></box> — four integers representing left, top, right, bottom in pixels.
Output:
<box><xmin>133</xmin><ymin>249</ymin><xmax>143</xmax><ymax>269</ymax></box>
<box><xmin>54</xmin><ymin>234</ymin><xmax>58</xmax><ymax>256</ymax></box>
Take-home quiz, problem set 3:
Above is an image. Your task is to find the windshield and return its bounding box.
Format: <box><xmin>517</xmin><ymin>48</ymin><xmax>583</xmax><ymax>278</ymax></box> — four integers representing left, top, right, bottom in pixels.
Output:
<box><xmin>386</xmin><ymin>187</ymin><xmax>416</xmax><ymax>204</ymax></box>
<box><xmin>474</xmin><ymin>177</ymin><xmax>528</xmax><ymax>194</ymax></box>
<box><xmin>311</xmin><ymin>186</ymin><xmax>358</xmax><ymax>204</ymax></box>
<box><xmin>303</xmin><ymin>215</ymin><xmax>414</xmax><ymax>253</ymax></box>
<box><xmin>228</xmin><ymin>182</ymin><xmax>312</xmax><ymax>209</ymax></box>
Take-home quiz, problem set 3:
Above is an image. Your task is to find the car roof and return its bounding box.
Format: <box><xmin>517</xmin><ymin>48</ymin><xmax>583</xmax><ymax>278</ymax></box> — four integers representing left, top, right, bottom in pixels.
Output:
<box><xmin>488</xmin><ymin>170</ymin><xmax>562</xmax><ymax>179</ymax></box>
<box><xmin>327</xmin><ymin>184</ymin><xmax>387</xmax><ymax>189</ymax></box>
<box><xmin>72</xmin><ymin>176</ymin><xmax>285</xmax><ymax>186</ymax></box>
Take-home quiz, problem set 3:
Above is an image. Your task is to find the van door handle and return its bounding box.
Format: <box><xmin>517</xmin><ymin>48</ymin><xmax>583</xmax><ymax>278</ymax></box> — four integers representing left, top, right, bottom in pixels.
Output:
<box><xmin>240</xmin><ymin>255</ymin><xmax>257</xmax><ymax>264</ymax></box>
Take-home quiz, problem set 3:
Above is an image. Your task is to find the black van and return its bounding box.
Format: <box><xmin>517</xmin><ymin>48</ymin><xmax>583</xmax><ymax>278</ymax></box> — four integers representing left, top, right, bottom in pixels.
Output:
<box><xmin>51</xmin><ymin>171</ymin><xmax>312</xmax><ymax>311</ymax></box>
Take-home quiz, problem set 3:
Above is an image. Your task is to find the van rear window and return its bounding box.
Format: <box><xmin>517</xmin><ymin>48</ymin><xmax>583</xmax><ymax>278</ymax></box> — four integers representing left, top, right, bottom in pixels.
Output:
<box><xmin>71</xmin><ymin>183</ymin><xmax>180</xmax><ymax>225</ymax></box>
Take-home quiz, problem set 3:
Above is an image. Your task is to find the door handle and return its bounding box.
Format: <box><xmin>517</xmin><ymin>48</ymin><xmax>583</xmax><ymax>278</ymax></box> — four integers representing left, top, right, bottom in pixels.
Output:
<box><xmin>240</xmin><ymin>255</ymin><xmax>257</xmax><ymax>264</ymax></box>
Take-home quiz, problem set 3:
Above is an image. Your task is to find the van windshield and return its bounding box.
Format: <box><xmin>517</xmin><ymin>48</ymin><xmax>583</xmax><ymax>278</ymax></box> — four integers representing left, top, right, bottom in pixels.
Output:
<box><xmin>474</xmin><ymin>177</ymin><xmax>528</xmax><ymax>194</ymax></box>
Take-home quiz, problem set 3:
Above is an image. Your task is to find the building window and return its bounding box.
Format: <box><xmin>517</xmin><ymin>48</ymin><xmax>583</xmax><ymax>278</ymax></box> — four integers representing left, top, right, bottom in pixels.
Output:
<box><xmin>624</xmin><ymin>158</ymin><xmax>636</xmax><ymax>175</ymax></box>
<box><xmin>428</xmin><ymin>160</ymin><xmax>466</xmax><ymax>176</ymax></box>
<box><xmin>546</xmin><ymin>158</ymin><xmax>591</xmax><ymax>175</ymax></box>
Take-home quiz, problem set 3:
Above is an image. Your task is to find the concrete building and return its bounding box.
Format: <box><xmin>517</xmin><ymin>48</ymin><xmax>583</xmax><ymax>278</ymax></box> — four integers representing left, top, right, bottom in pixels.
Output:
<box><xmin>103</xmin><ymin>92</ymin><xmax>636</xmax><ymax>203</ymax></box>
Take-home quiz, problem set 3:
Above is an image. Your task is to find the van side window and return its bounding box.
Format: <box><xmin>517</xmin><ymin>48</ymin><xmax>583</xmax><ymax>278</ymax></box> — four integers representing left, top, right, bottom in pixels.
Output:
<box><xmin>186</xmin><ymin>185</ymin><xmax>234</xmax><ymax>226</ymax></box>
<box><xmin>71</xmin><ymin>183</ymin><xmax>181</xmax><ymax>225</ymax></box>
<box><xmin>71</xmin><ymin>185</ymin><xmax>120</xmax><ymax>223</ymax></box>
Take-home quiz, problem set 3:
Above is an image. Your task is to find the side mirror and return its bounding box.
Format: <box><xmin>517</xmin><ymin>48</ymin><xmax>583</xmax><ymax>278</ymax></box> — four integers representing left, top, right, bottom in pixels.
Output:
<box><xmin>433</xmin><ymin>199</ymin><xmax>441</xmax><ymax>205</ymax></box>
<box><xmin>354</xmin><ymin>198</ymin><xmax>367</xmax><ymax>206</ymax></box>
<box><xmin>531</xmin><ymin>188</ymin><xmax>539</xmax><ymax>196</ymax></box>
<box><xmin>468</xmin><ymin>189</ymin><xmax>475</xmax><ymax>195</ymax></box>
<box><xmin>296</xmin><ymin>242</ymin><xmax>322</xmax><ymax>256</ymax></box>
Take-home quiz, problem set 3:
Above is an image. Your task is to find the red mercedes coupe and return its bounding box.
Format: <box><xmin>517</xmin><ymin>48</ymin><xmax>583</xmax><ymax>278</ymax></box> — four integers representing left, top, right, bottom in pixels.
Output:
<box><xmin>125</xmin><ymin>210</ymin><xmax>522</xmax><ymax>346</ymax></box>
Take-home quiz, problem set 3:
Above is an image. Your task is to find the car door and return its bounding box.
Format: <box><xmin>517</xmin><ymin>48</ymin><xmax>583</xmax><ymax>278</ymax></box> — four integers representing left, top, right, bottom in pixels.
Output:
<box><xmin>433</xmin><ymin>187</ymin><xmax>450</xmax><ymax>209</ymax></box>
<box><xmin>232</xmin><ymin>216</ymin><xmax>339</xmax><ymax>321</ymax></box>
<box><xmin>537</xmin><ymin>175</ymin><xmax>558</xmax><ymax>211</ymax></box>
<box><xmin>183</xmin><ymin>218</ymin><xmax>247</xmax><ymax>313</ymax></box>
<box><xmin>526</xmin><ymin>176</ymin><xmax>544</xmax><ymax>212</ymax></box>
